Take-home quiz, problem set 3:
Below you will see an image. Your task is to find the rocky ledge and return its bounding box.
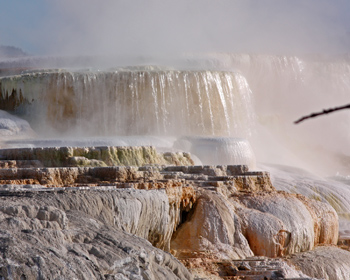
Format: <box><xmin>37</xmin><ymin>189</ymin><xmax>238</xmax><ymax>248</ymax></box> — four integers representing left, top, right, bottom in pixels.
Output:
<box><xmin>0</xmin><ymin>146</ymin><xmax>349</xmax><ymax>280</ymax></box>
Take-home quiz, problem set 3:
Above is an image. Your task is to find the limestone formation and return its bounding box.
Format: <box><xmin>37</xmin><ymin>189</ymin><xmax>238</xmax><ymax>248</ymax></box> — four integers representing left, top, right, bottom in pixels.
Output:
<box><xmin>231</xmin><ymin>192</ymin><xmax>338</xmax><ymax>257</ymax></box>
<box><xmin>0</xmin><ymin>146</ymin><xmax>347</xmax><ymax>279</ymax></box>
<box><xmin>0</xmin><ymin>110</ymin><xmax>35</xmax><ymax>140</ymax></box>
<box><xmin>0</xmin><ymin>189</ymin><xmax>193</xmax><ymax>280</ymax></box>
<box><xmin>287</xmin><ymin>246</ymin><xmax>350</xmax><ymax>280</ymax></box>
<box><xmin>0</xmin><ymin>146</ymin><xmax>194</xmax><ymax>167</ymax></box>
<box><xmin>181</xmin><ymin>255</ymin><xmax>318</xmax><ymax>279</ymax></box>
<box><xmin>171</xmin><ymin>188</ymin><xmax>338</xmax><ymax>261</ymax></box>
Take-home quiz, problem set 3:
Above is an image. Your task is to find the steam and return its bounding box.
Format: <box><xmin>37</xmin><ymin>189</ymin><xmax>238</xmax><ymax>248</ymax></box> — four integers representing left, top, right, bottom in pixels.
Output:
<box><xmin>1</xmin><ymin>0</ymin><xmax>350</xmax><ymax>57</ymax></box>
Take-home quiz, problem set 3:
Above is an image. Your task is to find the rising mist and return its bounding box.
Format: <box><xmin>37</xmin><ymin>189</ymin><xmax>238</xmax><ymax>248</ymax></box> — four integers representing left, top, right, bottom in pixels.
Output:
<box><xmin>1</xmin><ymin>0</ymin><xmax>350</xmax><ymax>57</ymax></box>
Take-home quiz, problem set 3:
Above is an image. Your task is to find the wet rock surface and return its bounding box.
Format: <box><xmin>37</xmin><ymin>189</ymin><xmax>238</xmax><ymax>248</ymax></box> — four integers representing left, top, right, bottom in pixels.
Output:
<box><xmin>287</xmin><ymin>246</ymin><xmax>350</xmax><ymax>280</ymax></box>
<box><xmin>0</xmin><ymin>191</ymin><xmax>193</xmax><ymax>280</ymax></box>
<box><xmin>0</xmin><ymin>146</ymin><xmax>194</xmax><ymax>167</ymax></box>
<box><xmin>181</xmin><ymin>255</ymin><xmax>319</xmax><ymax>280</ymax></box>
<box><xmin>0</xmin><ymin>110</ymin><xmax>35</xmax><ymax>140</ymax></box>
<box><xmin>0</xmin><ymin>146</ymin><xmax>348</xmax><ymax>279</ymax></box>
<box><xmin>231</xmin><ymin>192</ymin><xmax>338</xmax><ymax>257</ymax></box>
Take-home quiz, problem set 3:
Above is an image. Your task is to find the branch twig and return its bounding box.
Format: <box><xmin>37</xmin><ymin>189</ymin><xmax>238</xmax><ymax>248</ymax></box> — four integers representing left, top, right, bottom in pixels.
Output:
<box><xmin>294</xmin><ymin>103</ymin><xmax>350</xmax><ymax>124</ymax></box>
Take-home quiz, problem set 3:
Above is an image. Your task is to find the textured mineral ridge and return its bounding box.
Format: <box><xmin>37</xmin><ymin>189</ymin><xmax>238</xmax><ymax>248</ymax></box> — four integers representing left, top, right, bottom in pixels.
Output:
<box><xmin>0</xmin><ymin>146</ymin><xmax>349</xmax><ymax>280</ymax></box>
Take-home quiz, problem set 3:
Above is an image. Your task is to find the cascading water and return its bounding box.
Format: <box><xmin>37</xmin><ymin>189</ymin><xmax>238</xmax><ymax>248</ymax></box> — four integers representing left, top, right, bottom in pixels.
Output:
<box><xmin>0</xmin><ymin>67</ymin><xmax>255</xmax><ymax>138</ymax></box>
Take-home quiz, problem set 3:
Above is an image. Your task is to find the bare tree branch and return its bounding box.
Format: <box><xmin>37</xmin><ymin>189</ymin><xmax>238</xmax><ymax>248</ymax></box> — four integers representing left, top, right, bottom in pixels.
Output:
<box><xmin>294</xmin><ymin>103</ymin><xmax>350</xmax><ymax>124</ymax></box>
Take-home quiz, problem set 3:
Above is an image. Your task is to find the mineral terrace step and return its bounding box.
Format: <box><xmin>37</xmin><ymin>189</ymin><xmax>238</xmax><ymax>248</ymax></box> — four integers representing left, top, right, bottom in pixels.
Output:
<box><xmin>0</xmin><ymin>160</ymin><xmax>43</xmax><ymax>168</ymax></box>
<box><xmin>163</xmin><ymin>165</ymin><xmax>250</xmax><ymax>176</ymax></box>
<box><xmin>187</xmin><ymin>256</ymin><xmax>318</xmax><ymax>280</ymax></box>
<box><xmin>0</xmin><ymin>146</ymin><xmax>194</xmax><ymax>167</ymax></box>
<box><xmin>0</xmin><ymin>185</ymin><xmax>122</xmax><ymax>197</ymax></box>
<box><xmin>220</xmin><ymin>258</ymin><xmax>319</xmax><ymax>280</ymax></box>
<box><xmin>0</xmin><ymin>165</ymin><xmax>274</xmax><ymax>192</ymax></box>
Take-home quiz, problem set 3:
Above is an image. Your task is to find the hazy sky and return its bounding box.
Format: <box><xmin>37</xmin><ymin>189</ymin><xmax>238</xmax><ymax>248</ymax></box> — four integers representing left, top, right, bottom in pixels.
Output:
<box><xmin>1</xmin><ymin>0</ymin><xmax>350</xmax><ymax>56</ymax></box>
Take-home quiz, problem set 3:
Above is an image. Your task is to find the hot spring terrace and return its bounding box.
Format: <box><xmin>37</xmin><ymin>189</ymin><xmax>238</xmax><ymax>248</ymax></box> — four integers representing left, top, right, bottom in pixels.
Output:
<box><xmin>0</xmin><ymin>145</ymin><xmax>270</xmax><ymax>191</ymax></box>
<box><xmin>0</xmin><ymin>145</ymin><xmax>349</xmax><ymax>279</ymax></box>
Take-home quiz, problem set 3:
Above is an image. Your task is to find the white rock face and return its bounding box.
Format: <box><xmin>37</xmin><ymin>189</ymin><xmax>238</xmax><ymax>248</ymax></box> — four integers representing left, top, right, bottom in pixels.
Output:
<box><xmin>112</xmin><ymin>189</ymin><xmax>173</xmax><ymax>250</ymax></box>
<box><xmin>171</xmin><ymin>190</ymin><xmax>253</xmax><ymax>259</ymax></box>
<box><xmin>171</xmin><ymin>189</ymin><xmax>338</xmax><ymax>259</ymax></box>
<box><xmin>235</xmin><ymin>193</ymin><xmax>316</xmax><ymax>256</ymax></box>
<box><xmin>288</xmin><ymin>246</ymin><xmax>350</xmax><ymax>280</ymax></box>
<box><xmin>262</xmin><ymin>163</ymin><xmax>350</xmax><ymax>237</ymax></box>
<box><xmin>232</xmin><ymin>192</ymin><xmax>338</xmax><ymax>257</ymax></box>
<box><xmin>0</xmin><ymin>110</ymin><xmax>35</xmax><ymax>139</ymax></box>
<box><xmin>43</xmin><ymin>188</ymin><xmax>180</xmax><ymax>252</ymax></box>
<box><xmin>0</xmin><ymin>188</ymin><xmax>193</xmax><ymax>280</ymax></box>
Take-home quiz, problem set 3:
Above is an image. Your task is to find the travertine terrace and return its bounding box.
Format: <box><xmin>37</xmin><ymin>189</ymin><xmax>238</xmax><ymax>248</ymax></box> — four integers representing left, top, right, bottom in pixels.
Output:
<box><xmin>0</xmin><ymin>146</ymin><xmax>347</xmax><ymax>279</ymax></box>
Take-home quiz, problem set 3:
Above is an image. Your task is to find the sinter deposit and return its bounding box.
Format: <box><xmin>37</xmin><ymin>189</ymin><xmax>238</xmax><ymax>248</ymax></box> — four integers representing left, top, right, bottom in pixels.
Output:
<box><xmin>0</xmin><ymin>146</ymin><xmax>348</xmax><ymax>279</ymax></box>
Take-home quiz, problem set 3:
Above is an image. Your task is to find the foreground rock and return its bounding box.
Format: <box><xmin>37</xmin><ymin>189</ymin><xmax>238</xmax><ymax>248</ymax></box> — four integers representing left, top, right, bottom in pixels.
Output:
<box><xmin>181</xmin><ymin>255</ymin><xmax>318</xmax><ymax>280</ymax></box>
<box><xmin>287</xmin><ymin>246</ymin><xmax>350</xmax><ymax>280</ymax></box>
<box><xmin>232</xmin><ymin>192</ymin><xmax>338</xmax><ymax>257</ymax></box>
<box><xmin>0</xmin><ymin>188</ymin><xmax>192</xmax><ymax>279</ymax></box>
<box><xmin>0</xmin><ymin>146</ymin><xmax>347</xmax><ymax>279</ymax></box>
<box><xmin>171</xmin><ymin>187</ymin><xmax>338</xmax><ymax>260</ymax></box>
<box><xmin>0</xmin><ymin>185</ymin><xmax>323</xmax><ymax>280</ymax></box>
